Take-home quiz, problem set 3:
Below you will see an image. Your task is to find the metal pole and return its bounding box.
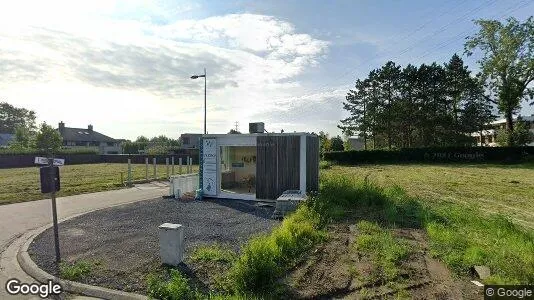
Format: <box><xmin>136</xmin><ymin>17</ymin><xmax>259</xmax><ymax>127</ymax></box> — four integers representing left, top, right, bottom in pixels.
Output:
<box><xmin>153</xmin><ymin>157</ymin><xmax>157</xmax><ymax>179</ymax></box>
<box><xmin>204</xmin><ymin>68</ymin><xmax>206</xmax><ymax>134</ymax></box>
<box><xmin>179</xmin><ymin>157</ymin><xmax>182</xmax><ymax>174</ymax></box>
<box><xmin>171</xmin><ymin>157</ymin><xmax>175</xmax><ymax>175</ymax></box>
<box><xmin>127</xmin><ymin>159</ymin><xmax>132</xmax><ymax>187</ymax></box>
<box><xmin>166</xmin><ymin>157</ymin><xmax>169</xmax><ymax>179</ymax></box>
<box><xmin>145</xmin><ymin>157</ymin><xmax>149</xmax><ymax>181</ymax></box>
<box><xmin>48</xmin><ymin>157</ymin><xmax>61</xmax><ymax>267</ymax></box>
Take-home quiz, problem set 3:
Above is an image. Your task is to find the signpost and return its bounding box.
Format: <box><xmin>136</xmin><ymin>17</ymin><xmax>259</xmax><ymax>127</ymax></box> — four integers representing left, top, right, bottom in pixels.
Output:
<box><xmin>35</xmin><ymin>156</ymin><xmax>62</xmax><ymax>265</ymax></box>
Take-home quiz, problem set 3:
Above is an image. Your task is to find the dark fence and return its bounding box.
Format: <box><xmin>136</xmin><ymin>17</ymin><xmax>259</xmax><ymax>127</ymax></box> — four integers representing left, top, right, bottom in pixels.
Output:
<box><xmin>0</xmin><ymin>150</ymin><xmax>199</xmax><ymax>169</ymax></box>
<box><xmin>324</xmin><ymin>147</ymin><xmax>534</xmax><ymax>165</ymax></box>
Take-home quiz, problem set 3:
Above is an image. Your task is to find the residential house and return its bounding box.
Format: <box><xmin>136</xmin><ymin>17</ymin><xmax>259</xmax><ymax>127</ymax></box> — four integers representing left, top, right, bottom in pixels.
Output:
<box><xmin>0</xmin><ymin>133</ymin><xmax>14</xmax><ymax>148</ymax></box>
<box><xmin>179</xmin><ymin>133</ymin><xmax>202</xmax><ymax>149</ymax></box>
<box><xmin>471</xmin><ymin>115</ymin><xmax>534</xmax><ymax>146</ymax></box>
<box><xmin>58</xmin><ymin>122</ymin><xmax>122</xmax><ymax>154</ymax></box>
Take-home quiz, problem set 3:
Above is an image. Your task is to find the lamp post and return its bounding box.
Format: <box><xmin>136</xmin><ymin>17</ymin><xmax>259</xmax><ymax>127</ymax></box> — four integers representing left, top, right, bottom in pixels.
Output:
<box><xmin>191</xmin><ymin>68</ymin><xmax>207</xmax><ymax>134</ymax></box>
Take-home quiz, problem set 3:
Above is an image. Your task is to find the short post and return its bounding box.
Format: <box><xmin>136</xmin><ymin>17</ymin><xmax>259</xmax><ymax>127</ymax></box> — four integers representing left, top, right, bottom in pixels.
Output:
<box><xmin>145</xmin><ymin>157</ymin><xmax>149</xmax><ymax>181</ymax></box>
<box><xmin>153</xmin><ymin>157</ymin><xmax>157</xmax><ymax>179</ymax></box>
<box><xmin>179</xmin><ymin>157</ymin><xmax>183</xmax><ymax>174</ymax></box>
<box><xmin>166</xmin><ymin>157</ymin><xmax>169</xmax><ymax>179</ymax></box>
<box><xmin>186</xmin><ymin>156</ymin><xmax>190</xmax><ymax>173</ymax></box>
<box><xmin>158</xmin><ymin>223</ymin><xmax>184</xmax><ymax>266</ymax></box>
<box><xmin>127</xmin><ymin>159</ymin><xmax>132</xmax><ymax>187</ymax></box>
<box><xmin>171</xmin><ymin>157</ymin><xmax>175</xmax><ymax>175</ymax></box>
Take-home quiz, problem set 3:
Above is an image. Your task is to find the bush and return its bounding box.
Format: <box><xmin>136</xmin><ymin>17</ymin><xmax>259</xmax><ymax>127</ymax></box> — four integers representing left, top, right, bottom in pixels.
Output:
<box><xmin>147</xmin><ymin>269</ymin><xmax>197</xmax><ymax>300</ymax></box>
<box><xmin>324</xmin><ymin>146</ymin><xmax>534</xmax><ymax>164</ymax></box>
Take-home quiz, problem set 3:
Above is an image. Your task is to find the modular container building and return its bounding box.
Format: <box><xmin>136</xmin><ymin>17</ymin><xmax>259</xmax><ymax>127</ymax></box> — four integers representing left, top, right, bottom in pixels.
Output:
<box><xmin>200</xmin><ymin>132</ymin><xmax>319</xmax><ymax>200</ymax></box>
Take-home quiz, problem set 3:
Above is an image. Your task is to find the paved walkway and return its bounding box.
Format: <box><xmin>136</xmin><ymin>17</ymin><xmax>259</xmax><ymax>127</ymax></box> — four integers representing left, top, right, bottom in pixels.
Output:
<box><xmin>0</xmin><ymin>183</ymin><xmax>169</xmax><ymax>299</ymax></box>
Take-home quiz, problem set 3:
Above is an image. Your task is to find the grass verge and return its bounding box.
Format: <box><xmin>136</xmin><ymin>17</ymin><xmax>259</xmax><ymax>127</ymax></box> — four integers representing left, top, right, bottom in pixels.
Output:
<box><xmin>60</xmin><ymin>260</ymin><xmax>93</xmax><ymax>281</ymax></box>
<box><xmin>191</xmin><ymin>244</ymin><xmax>236</xmax><ymax>263</ymax></box>
<box><xmin>313</xmin><ymin>173</ymin><xmax>534</xmax><ymax>284</ymax></box>
<box><xmin>354</xmin><ymin>220</ymin><xmax>412</xmax><ymax>283</ymax></box>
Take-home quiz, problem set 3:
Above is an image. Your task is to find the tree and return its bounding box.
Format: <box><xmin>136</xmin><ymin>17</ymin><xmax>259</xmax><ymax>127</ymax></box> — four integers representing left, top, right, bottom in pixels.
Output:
<box><xmin>318</xmin><ymin>131</ymin><xmax>331</xmax><ymax>158</ymax></box>
<box><xmin>0</xmin><ymin>102</ymin><xmax>36</xmax><ymax>133</ymax></box>
<box><xmin>465</xmin><ymin>17</ymin><xmax>534</xmax><ymax>146</ymax></box>
<box><xmin>34</xmin><ymin>122</ymin><xmax>63</xmax><ymax>154</ymax></box>
<box><xmin>496</xmin><ymin>117</ymin><xmax>533</xmax><ymax>146</ymax></box>
<box><xmin>330</xmin><ymin>135</ymin><xmax>344</xmax><ymax>151</ymax></box>
<box><xmin>228</xmin><ymin>129</ymin><xmax>242</xmax><ymax>134</ymax></box>
<box><xmin>9</xmin><ymin>126</ymin><xmax>34</xmax><ymax>150</ymax></box>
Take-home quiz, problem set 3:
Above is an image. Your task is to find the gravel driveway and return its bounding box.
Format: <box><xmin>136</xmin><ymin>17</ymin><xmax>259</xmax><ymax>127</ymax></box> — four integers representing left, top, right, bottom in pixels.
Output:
<box><xmin>28</xmin><ymin>197</ymin><xmax>278</xmax><ymax>293</ymax></box>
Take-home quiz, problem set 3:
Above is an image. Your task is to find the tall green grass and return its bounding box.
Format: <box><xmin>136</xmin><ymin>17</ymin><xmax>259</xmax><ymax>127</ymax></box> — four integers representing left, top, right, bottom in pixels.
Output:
<box><xmin>223</xmin><ymin>205</ymin><xmax>326</xmax><ymax>296</ymax></box>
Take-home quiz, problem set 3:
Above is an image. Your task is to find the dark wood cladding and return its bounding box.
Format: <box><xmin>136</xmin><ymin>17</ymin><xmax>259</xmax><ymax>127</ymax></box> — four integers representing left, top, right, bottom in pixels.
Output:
<box><xmin>256</xmin><ymin>136</ymin><xmax>300</xmax><ymax>199</ymax></box>
<box><xmin>306</xmin><ymin>135</ymin><xmax>319</xmax><ymax>193</ymax></box>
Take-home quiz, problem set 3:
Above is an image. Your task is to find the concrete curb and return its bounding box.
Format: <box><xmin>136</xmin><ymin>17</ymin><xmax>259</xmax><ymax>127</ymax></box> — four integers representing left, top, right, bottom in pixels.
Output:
<box><xmin>14</xmin><ymin>198</ymin><xmax>160</xmax><ymax>300</ymax></box>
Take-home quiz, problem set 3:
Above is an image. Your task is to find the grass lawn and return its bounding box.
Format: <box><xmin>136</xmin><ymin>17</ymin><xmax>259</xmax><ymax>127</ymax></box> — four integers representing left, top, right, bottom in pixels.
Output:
<box><xmin>324</xmin><ymin>162</ymin><xmax>534</xmax><ymax>229</ymax></box>
<box><xmin>0</xmin><ymin>163</ymin><xmax>199</xmax><ymax>205</ymax></box>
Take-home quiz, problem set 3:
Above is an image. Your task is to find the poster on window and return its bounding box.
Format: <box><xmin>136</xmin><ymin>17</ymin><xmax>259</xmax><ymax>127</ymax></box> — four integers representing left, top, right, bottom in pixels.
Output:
<box><xmin>202</xmin><ymin>138</ymin><xmax>217</xmax><ymax>196</ymax></box>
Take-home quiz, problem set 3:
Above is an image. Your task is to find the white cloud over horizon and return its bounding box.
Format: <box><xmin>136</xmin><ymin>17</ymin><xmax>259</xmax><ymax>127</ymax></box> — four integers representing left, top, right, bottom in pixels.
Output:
<box><xmin>0</xmin><ymin>2</ymin><xmax>337</xmax><ymax>140</ymax></box>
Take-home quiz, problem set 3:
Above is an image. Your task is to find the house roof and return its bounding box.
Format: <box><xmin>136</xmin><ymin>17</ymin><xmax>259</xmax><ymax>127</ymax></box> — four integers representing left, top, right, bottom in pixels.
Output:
<box><xmin>0</xmin><ymin>133</ymin><xmax>14</xmax><ymax>146</ymax></box>
<box><xmin>58</xmin><ymin>127</ymin><xmax>117</xmax><ymax>142</ymax></box>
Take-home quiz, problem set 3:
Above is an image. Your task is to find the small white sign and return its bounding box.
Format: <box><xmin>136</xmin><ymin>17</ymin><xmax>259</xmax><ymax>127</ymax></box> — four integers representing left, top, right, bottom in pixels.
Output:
<box><xmin>34</xmin><ymin>157</ymin><xmax>65</xmax><ymax>166</ymax></box>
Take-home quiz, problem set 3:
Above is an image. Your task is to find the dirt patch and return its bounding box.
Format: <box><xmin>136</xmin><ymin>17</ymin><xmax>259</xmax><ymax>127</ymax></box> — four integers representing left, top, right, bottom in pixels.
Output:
<box><xmin>284</xmin><ymin>224</ymin><xmax>482</xmax><ymax>299</ymax></box>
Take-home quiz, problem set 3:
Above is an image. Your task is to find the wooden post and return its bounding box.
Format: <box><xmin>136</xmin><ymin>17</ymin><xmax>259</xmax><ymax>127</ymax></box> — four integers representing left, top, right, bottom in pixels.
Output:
<box><xmin>171</xmin><ymin>157</ymin><xmax>175</xmax><ymax>175</ymax></box>
<box><xmin>145</xmin><ymin>157</ymin><xmax>149</xmax><ymax>181</ymax></box>
<box><xmin>127</xmin><ymin>158</ymin><xmax>132</xmax><ymax>187</ymax></box>
<box><xmin>179</xmin><ymin>157</ymin><xmax>182</xmax><ymax>174</ymax></box>
<box><xmin>153</xmin><ymin>157</ymin><xmax>157</xmax><ymax>179</ymax></box>
<box><xmin>166</xmin><ymin>157</ymin><xmax>169</xmax><ymax>179</ymax></box>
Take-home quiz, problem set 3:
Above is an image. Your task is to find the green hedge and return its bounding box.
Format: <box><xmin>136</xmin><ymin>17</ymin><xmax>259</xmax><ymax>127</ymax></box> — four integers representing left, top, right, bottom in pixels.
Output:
<box><xmin>0</xmin><ymin>147</ymin><xmax>99</xmax><ymax>155</ymax></box>
<box><xmin>324</xmin><ymin>146</ymin><xmax>534</xmax><ymax>164</ymax></box>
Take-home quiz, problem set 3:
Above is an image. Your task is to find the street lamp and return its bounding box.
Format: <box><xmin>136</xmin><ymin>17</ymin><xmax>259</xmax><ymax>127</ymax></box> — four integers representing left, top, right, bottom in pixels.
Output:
<box><xmin>191</xmin><ymin>68</ymin><xmax>207</xmax><ymax>134</ymax></box>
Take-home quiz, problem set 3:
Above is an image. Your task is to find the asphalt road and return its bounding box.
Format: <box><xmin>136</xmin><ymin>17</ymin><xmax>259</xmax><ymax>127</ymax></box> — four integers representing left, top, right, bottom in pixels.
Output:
<box><xmin>0</xmin><ymin>182</ymin><xmax>169</xmax><ymax>299</ymax></box>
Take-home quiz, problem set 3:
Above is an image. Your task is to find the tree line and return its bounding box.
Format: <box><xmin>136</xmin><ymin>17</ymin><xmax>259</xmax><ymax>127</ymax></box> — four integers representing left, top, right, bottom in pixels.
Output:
<box><xmin>339</xmin><ymin>17</ymin><xmax>534</xmax><ymax>149</ymax></box>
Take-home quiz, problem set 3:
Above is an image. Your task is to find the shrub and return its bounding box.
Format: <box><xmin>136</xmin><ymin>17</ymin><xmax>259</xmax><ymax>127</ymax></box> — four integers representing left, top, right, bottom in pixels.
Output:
<box><xmin>147</xmin><ymin>269</ymin><xmax>197</xmax><ymax>300</ymax></box>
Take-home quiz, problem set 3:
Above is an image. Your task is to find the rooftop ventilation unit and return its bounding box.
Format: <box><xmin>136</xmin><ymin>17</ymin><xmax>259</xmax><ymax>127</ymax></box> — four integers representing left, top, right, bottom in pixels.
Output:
<box><xmin>249</xmin><ymin>122</ymin><xmax>265</xmax><ymax>134</ymax></box>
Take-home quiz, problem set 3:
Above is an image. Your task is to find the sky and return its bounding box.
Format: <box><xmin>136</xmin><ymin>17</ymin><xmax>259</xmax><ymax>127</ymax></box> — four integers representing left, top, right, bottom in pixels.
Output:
<box><xmin>0</xmin><ymin>0</ymin><xmax>533</xmax><ymax>140</ymax></box>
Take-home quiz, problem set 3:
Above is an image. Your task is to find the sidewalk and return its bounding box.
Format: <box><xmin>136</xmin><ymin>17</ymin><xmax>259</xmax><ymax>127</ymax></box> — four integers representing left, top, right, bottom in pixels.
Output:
<box><xmin>0</xmin><ymin>182</ymin><xmax>169</xmax><ymax>299</ymax></box>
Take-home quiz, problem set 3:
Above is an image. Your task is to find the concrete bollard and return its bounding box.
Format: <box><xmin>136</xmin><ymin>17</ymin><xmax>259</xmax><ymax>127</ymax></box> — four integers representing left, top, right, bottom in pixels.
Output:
<box><xmin>171</xmin><ymin>157</ymin><xmax>175</xmax><ymax>175</ymax></box>
<box><xmin>158</xmin><ymin>223</ymin><xmax>184</xmax><ymax>266</ymax></box>
<box><xmin>179</xmin><ymin>157</ymin><xmax>182</xmax><ymax>174</ymax></box>
<box><xmin>127</xmin><ymin>159</ymin><xmax>132</xmax><ymax>187</ymax></box>
<box><xmin>166</xmin><ymin>157</ymin><xmax>169</xmax><ymax>179</ymax></box>
<box><xmin>153</xmin><ymin>157</ymin><xmax>157</xmax><ymax>179</ymax></box>
<box><xmin>145</xmin><ymin>157</ymin><xmax>149</xmax><ymax>181</ymax></box>
<box><xmin>186</xmin><ymin>156</ymin><xmax>190</xmax><ymax>173</ymax></box>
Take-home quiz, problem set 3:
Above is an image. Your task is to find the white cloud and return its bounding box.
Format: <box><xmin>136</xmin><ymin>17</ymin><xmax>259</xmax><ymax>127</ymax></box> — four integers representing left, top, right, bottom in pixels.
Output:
<box><xmin>0</xmin><ymin>5</ymin><xmax>330</xmax><ymax>139</ymax></box>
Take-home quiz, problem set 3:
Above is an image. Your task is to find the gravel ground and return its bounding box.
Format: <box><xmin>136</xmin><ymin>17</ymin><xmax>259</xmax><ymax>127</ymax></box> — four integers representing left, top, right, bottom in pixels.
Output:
<box><xmin>28</xmin><ymin>197</ymin><xmax>278</xmax><ymax>293</ymax></box>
